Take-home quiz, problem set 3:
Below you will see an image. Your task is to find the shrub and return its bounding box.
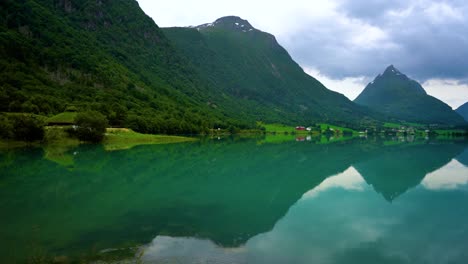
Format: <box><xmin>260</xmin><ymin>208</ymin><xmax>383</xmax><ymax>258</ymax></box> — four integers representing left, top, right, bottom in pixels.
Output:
<box><xmin>65</xmin><ymin>105</ymin><xmax>78</xmax><ymax>112</ymax></box>
<box><xmin>12</xmin><ymin>115</ymin><xmax>45</xmax><ymax>141</ymax></box>
<box><xmin>74</xmin><ymin>111</ymin><xmax>108</xmax><ymax>142</ymax></box>
<box><xmin>0</xmin><ymin>115</ymin><xmax>14</xmax><ymax>139</ymax></box>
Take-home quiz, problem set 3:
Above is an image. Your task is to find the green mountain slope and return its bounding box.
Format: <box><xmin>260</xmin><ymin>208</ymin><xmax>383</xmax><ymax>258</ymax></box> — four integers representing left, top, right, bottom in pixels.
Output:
<box><xmin>0</xmin><ymin>0</ymin><xmax>253</xmax><ymax>133</ymax></box>
<box><xmin>354</xmin><ymin>65</ymin><xmax>466</xmax><ymax>125</ymax></box>
<box><xmin>456</xmin><ymin>102</ymin><xmax>468</xmax><ymax>122</ymax></box>
<box><xmin>1</xmin><ymin>2</ymin><xmax>376</xmax><ymax>133</ymax></box>
<box><xmin>163</xmin><ymin>16</ymin><xmax>374</xmax><ymax>127</ymax></box>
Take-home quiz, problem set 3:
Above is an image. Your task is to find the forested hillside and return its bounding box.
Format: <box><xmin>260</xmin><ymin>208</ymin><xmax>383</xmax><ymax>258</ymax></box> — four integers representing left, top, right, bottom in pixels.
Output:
<box><xmin>163</xmin><ymin>16</ymin><xmax>375</xmax><ymax>127</ymax></box>
<box><xmin>0</xmin><ymin>0</ymin><xmax>252</xmax><ymax>134</ymax></box>
<box><xmin>1</xmin><ymin>1</ymin><xmax>377</xmax><ymax>135</ymax></box>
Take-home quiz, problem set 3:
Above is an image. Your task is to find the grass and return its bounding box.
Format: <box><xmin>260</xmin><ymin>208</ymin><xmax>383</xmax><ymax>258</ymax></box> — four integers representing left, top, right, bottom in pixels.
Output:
<box><xmin>258</xmin><ymin>133</ymin><xmax>355</xmax><ymax>145</ymax></box>
<box><xmin>384</xmin><ymin>122</ymin><xmax>403</xmax><ymax>129</ymax></box>
<box><xmin>46</xmin><ymin>112</ymin><xmax>77</xmax><ymax>125</ymax></box>
<box><xmin>262</xmin><ymin>123</ymin><xmax>296</xmax><ymax>133</ymax></box>
<box><xmin>405</xmin><ymin>122</ymin><xmax>427</xmax><ymax>128</ymax></box>
<box><xmin>434</xmin><ymin>129</ymin><xmax>467</xmax><ymax>136</ymax></box>
<box><xmin>260</xmin><ymin>122</ymin><xmax>358</xmax><ymax>136</ymax></box>
<box><xmin>103</xmin><ymin>128</ymin><xmax>197</xmax><ymax>151</ymax></box>
<box><xmin>319</xmin><ymin>123</ymin><xmax>357</xmax><ymax>134</ymax></box>
<box><xmin>383</xmin><ymin>122</ymin><xmax>425</xmax><ymax>129</ymax></box>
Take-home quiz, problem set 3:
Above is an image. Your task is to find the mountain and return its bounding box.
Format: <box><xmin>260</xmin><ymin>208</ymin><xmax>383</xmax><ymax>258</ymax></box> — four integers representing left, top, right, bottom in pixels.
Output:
<box><xmin>0</xmin><ymin>1</ymin><xmax>376</xmax><ymax>134</ymax></box>
<box><xmin>354</xmin><ymin>65</ymin><xmax>466</xmax><ymax>125</ymax></box>
<box><xmin>2</xmin><ymin>1</ymin><xmax>283</xmax><ymax>134</ymax></box>
<box><xmin>163</xmin><ymin>16</ymin><xmax>374</xmax><ymax>126</ymax></box>
<box><xmin>456</xmin><ymin>102</ymin><xmax>468</xmax><ymax>122</ymax></box>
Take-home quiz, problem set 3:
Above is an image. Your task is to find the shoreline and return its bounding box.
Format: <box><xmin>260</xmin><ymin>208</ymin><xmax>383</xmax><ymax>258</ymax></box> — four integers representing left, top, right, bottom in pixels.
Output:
<box><xmin>0</xmin><ymin>127</ymin><xmax>197</xmax><ymax>151</ymax></box>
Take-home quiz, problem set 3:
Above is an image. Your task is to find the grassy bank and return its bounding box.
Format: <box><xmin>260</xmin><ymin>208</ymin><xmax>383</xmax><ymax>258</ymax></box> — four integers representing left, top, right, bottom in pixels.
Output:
<box><xmin>260</xmin><ymin>123</ymin><xmax>356</xmax><ymax>136</ymax></box>
<box><xmin>319</xmin><ymin>123</ymin><xmax>358</xmax><ymax>135</ymax></box>
<box><xmin>0</xmin><ymin>127</ymin><xmax>197</xmax><ymax>151</ymax></box>
<box><xmin>104</xmin><ymin>128</ymin><xmax>197</xmax><ymax>151</ymax></box>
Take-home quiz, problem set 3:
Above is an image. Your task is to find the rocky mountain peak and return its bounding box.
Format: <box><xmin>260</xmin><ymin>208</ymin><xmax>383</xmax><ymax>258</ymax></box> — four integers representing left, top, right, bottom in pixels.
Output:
<box><xmin>197</xmin><ymin>16</ymin><xmax>255</xmax><ymax>32</ymax></box>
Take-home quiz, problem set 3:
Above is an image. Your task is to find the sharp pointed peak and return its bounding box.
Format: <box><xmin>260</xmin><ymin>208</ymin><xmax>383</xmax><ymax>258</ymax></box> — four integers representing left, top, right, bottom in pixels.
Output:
<box><xmin>383</xmin><ymin>65</ymin><xmax>402</xmax><ymax>75</ymax></box>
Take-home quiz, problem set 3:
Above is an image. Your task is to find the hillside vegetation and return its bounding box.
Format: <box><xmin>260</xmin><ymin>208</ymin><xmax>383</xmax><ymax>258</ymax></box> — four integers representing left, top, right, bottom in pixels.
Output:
<box><xmin>0</xmin><ymin>0</ymin><xmax>255</xmax><ymax>134</ymax></box>
<box><xmin>1</xmin><ymin>1</ymin><xmax>464</xmax><ymax>137</ymax></box>
<box><xmin>163</xmin><ymin>16</ymin><xmax>376</xmax><ymax>127</ymax></box>
<box><xmin>0</xmin><ymin>1</ymin><xmax>379</xmax><ymax>136</ymax></box>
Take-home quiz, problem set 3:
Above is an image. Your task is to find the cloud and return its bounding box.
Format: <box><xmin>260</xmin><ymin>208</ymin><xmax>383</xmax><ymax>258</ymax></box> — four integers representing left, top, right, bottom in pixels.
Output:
<box><xmin>281</xmin><ymin>0</ymin><xmax>468</xmax><ymax>81</ymax></box>
<box><xmin>140</xmin><ymin>236</ymin><xmax>246</xmax><ymax>263</ymax></box>
<box><xmin>304</xmin><ymin>68</ymin><xmax>369</xmax><ymax>100</ymax></box>
<box><xmin>422</xmin><ymin>79</ymin><xmax>468</xmax><ymax>109</ymax></box>
<box><xmin>302</xmin><ymin>166</ymin><xmax>366</xmax><ymax>198</ymax></box>
<box><xmin>424</xmin><ymin>2</ymin><xmax>464</xmax><ymax>24</ymax></box>
<box><xmin>422</xmin><ymin>160</ymin><xmax>468</xmax><ymax>190</ymax></box>
<box><xmin>336</xmin><ymin>0</ymin><xmax>408</xmax><ymax>21</ymax></box>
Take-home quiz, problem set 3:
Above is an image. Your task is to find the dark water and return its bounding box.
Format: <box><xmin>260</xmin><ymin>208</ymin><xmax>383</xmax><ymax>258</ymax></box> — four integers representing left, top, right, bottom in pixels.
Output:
<box><xmin>1</xmin><ymin>137</ymin><xmax>468</xmax><ymax>263</ymax></box>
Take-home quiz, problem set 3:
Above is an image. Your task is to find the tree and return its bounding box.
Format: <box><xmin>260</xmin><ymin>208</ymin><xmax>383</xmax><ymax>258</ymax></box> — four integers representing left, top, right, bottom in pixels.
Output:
<box><xmin>75</xmin><ymin>111</ymin><xmax>108</xmax><ymax>142</ymax></box>
<box><xmin>228</xmin><ymin>125</ymin><xmax>240</xmax><ymax>134</ymax></box>
<box><xmin>108</xmin><ymin>103</ymin><xmax>127</xmax><ymax>127</ymax></box>
<box><xmin>11</xmin><ymin>114</ymin><xmax>45</xmax><ymax>142</ymax></box>
<box><xmin>0</xmin><ymin>115</ymin><xmax>13</xmax><ymax>139</ymax></box>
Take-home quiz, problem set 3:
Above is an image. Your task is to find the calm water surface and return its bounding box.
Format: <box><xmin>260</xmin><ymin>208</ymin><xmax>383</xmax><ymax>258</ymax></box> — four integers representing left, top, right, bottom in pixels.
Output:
<box><xmin>1</xmin><ymin>137</ymin><xmax>468</xmax><ymax>263</ymax></box>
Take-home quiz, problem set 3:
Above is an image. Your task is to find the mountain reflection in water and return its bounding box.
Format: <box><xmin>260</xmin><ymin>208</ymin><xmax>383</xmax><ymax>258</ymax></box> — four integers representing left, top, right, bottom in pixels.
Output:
<box><xmin>0</xmin><ymin>138</ymin><xmax>467</xmax><ymax>263</ymax></box>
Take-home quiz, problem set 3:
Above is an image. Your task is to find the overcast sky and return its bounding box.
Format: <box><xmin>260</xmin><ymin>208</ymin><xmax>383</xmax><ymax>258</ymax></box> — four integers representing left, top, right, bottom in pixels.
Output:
<box><xmin>136</xmin><ymin>0</ymin><xmax>468</xmax><ymax>109</ymax></box>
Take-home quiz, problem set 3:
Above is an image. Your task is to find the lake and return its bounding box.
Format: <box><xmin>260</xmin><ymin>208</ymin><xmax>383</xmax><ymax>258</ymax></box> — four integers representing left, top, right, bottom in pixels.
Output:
<box><xmin>1</xmin><ymin>137</ymin><xmax>468</xmax><ymax>263</ymax></box>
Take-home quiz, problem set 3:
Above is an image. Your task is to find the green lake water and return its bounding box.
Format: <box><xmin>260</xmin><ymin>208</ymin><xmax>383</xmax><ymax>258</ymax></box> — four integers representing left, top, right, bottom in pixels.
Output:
<box><xmin>1</xmin><ymin>137</ymin><xmax>468</xmax><ymax>263</ymax></box>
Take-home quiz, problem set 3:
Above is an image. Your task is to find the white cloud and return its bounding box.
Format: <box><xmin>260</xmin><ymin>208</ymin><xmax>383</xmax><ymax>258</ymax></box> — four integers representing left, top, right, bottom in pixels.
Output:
<box><xmin>422</xmin><ymin>160</ymin><xmax>468</xmax><ymax>190</ymax></box>
<box><xmin>304</xmin><ymin>67</ymin><xmax>369</xmax><ymax>100</ymax></box>
<box><xmin>140</xmin><ymin>236</ymin><xmax>246</xmax><ymax>263</ymax></box>
<box><xmin>422</xmin><ymin>79</ymin><xmax>468</xmax><ymax>109</ymax></box>
<box><xmin>302</xmin><ymin>166</ymin><xmax>366</xmax><ymax>198</ymax></box>
<box><xmin>424</xmin><ymin>2</ymin><xmax>464</xmax><ymax>24</ymax></box>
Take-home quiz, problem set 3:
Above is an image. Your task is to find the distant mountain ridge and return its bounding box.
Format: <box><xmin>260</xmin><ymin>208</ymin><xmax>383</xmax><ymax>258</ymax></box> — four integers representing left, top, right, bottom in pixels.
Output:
<box><xmin>355</xmin><ymin>65</ymin><xmax>466</xmax><ymax>125</ymax></box>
